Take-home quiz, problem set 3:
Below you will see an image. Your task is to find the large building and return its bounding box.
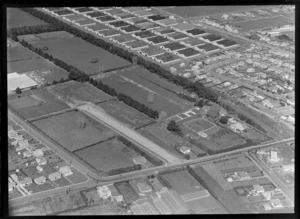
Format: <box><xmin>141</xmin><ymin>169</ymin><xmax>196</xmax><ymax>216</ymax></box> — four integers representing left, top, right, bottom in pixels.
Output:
<box><xmin>8</xmin><ymin>72</ymin><xmax>38</xmax><ymax>94</ymax></box>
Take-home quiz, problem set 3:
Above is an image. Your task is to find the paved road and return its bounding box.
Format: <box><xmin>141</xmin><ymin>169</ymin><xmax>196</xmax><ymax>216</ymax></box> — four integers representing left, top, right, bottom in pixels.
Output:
<box><xmin>77</xmin><ymin>103</ymin><xmax>181</xmax><ymax>164</ymax></box>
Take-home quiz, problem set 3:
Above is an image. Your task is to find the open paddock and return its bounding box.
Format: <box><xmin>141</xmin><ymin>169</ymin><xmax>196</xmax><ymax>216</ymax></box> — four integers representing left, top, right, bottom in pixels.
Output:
<box><xmin>7</xmin><ymin>45</ymin><xmax>38</xmax><ymax>62</ymax></box>
<box><xmin>235</xmin><ymin>16</ymin><xmax>294</xmax><ymax>33</ymax></box>
<box><xmin>115</xmin><ymin>181</ymin><xmax>139</xmax><ymax>204</ymax></box>
<box><xmin>32</xmin><ymin>110</ymin><xmax>115</xmax><ymax>152</ymax></box>
<box><xmin>8</xmin><ymin>88</ymin><xmax>69</xmax><ymax>119</ymax></box>
<box><xmin>97</xmin><ymin>100</ymin><xmax>154</xmax><ymax>129</ymax></box>
<box><xmin>75</xmin><ymin>138</ymin><xmax>136</xmax><ymax>173</ymax></box>
<box><xmin>102</xmin><ymin>73</ymin><xmax>189</xmax><ymax>116</ymax></box>
<box><xmin>7</xmin><ymin>8</ymin><xmax>47</xmax><ymax>29</ymax></box>
<box><xmin>183</xmin><ymin>117</ymin><xmax>216</xmax><ymax>133</ymax></box>
<box><xmin>186</xmin><ymin>196</ymin><xmax>226</xmax><ymax>214</ymax></box>
<box><xmin>161</xmin><ymin>170</ymin><xmax>205</xmax><ymax>196</ymax></box>
<box><xmin>27</xmin><ymin>32</ymin><xmax>131</xmax><ymax>75</ymax></box>
<box><xmin>49</xmin><ymin>80</ymin><xmax>113</xmax><ymax>103</ymax></box>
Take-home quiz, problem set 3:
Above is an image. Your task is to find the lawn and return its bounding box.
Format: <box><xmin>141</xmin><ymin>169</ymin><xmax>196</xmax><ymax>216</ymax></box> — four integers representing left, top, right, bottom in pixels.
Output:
<box><xmin>187</xmin><ymin>196</ymin><xmax>226</xmax><ymax>214</ymax></box>
<box><xmin>161</xmin><ymin>170</ymin><xmax>205</xmax><ymax>195</ymax></box>
<box><xmin>115</xmin><ymin>181</ymin><xmax>139</xmax><ymax>205</ymax></box>
<box><xmin>7</xmin><ymin>8</ymin><xmax>47</xmax><ymax>29</ymax></box>
<box><xmin>49</xmin><ymin>81</ymin><xmax>113</xmax><ymax>104</ymax></box>
<box><xmin>75</xmin><ymin>138</ymin><xmax>136</xmax><ymax>173</ymax></box>
<box><xmin>8</xmin><ymin>88</ymin><xmax>70</xmax><ymax>119</ymax></box>
<box><xmin>97</xmin><ymin>100</ymin><xmax>154</xmax><ymax>129</ymax></box>
<box><xmin>160</xmin><ymin>6</ymin><xmax>271</xmax><ymax>18</ymax></box>
<box><xmin>33</xmin><ymin>110</ymin><xmax>115</xmax><ymax>152</ymax></box>
<box><xmin>29</xmin><ymin>32</ymin><xmax>131</xmax><ymax>75</ymax></box>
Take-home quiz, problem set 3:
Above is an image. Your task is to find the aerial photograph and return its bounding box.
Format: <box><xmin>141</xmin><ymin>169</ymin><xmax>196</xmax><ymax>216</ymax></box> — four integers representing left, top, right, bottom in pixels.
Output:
<box><xmin>6</xmin><ymin>5</ymin><xmax>295</xmax><ymax>215</ymax></box>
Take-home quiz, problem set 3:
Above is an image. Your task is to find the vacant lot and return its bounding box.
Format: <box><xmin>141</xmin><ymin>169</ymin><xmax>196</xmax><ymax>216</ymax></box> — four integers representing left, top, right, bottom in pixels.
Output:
<box><xmin>29</xmin><ymin>32</ymin><xmax>131</xmax><ymax>75</ymax></box>
<box><xmin>236</xmin><ymin>16</ymin><xmax>294</xmax><ymax>33</ymax></box>
<box><xmin>97</xmin><ymin>100</ymin><xmax>154</xmax><ymax>129</ymax></box>
<box><xmin>8</xmin><ymin>88</ymin><xmax>69</xmax><ymax>119</ymax></box>
<box><xmin>7</xmin><ymin>57</ymin><xmax>55</xmax><ymax>74</ymax></box>
<box><xmin>7</xmin><ymin>8</ymin><xmax>47</xmax><ymax>29</ymax></box>
<box><xmin>187</xmin><ymin>196</ymin><xmax>227</xmax><ymax>214</ymax></box>
<box><xmin>75</xmin><ymin>138</ymin><xmax>135</xmax><ymax>173</ymax></box>
<box><xmin>160</xmin><ymin>6</ymin><xmax>270</xmax><ymax>18</ymax></box>
<box><xmin>50</xmin><ymin>81</ymin><xmax>113</xmax><ymax>104</ymax></box>
<box><xmin>33</xmin><ymin>110</ymin><xmax>115</xmax><ymax>152</ymax></box>
<box><xmin>102</xmin><ymin>73</ymin><xmax>188</xmax><ymax>116</ymax></box>
<box><xmin>161</xmin><ymin>170</ymin><xmax>205</xmax><ymax>195</ymax></box>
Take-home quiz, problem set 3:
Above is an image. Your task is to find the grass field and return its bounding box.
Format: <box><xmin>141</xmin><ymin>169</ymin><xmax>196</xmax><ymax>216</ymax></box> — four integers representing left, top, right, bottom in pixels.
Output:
<box><xmin>115</xmin><ymin>181</ymin><xmax>139</xmax><ymax>205</ymax></box>
<box><xmin>118</xmin><ymin>67</ymin><xmax>194</xmax><ymax>110</ymax></box>
<box><xmin>187</xmin><ymin>196</ymin><xmax>227</xmax><ymax>214</ymax></box>
<box><xmin>8</xmin><ymin>88</ymin><xmax>70</xmax><ymax>119</ymax></box>
<box><xmin>33</xmin><ymin>110</ymin><xmax>115</xmax><ymax>152</ymax></box>
<box><xmin>49</xmin><ymin>81</ymin><xmax>113</xmax><ymax>104</ymax></box>
<box><xmin>161</xmin><ymin>170</ymin><xmax>205</xmax><ymax>195</ymax></box>
<box><xmin>7</xmin><ymin>57</ymin><xmax>55</xmax><ymax>74</ymax></box>
<box><xmin>29</xmin><ymin>32</ymin><xmax>131</xmax><ymax>75</ymax></box>
<box><xmin>236</xmin><ymin>16</ymin><xmax>294</xmax><ymax>33</ymax></box>
<box><xmin>97</xmin><ymin>100</ymin><xmax>154</xmax><ymax>129</ymax></box>
<box><xmin>75</xmin><ymin>138</ymin><xmax>136</xmax><ymax>173</ymax></box>
<box><xmin>7</xmin><ymin>45</ymin><xmax>38</xmax><ymax>62</ymax></box>
<box><xmin>7</xmin><ymin>8</ymin><xmax>47</xmax><ymax>29</ymax></box>
<box><xmin>102</xmin><ymin>73</ymin><xmax>189</xmax><ymax>116</ymax></box>
<box><xmin>191</xmin><ymin>165</ymin><xmax>251</xmax><ymax>213</ymax></box>
<box><xmin>183</xmin><ymin>118</ymin><xmax>215</xmax><ymax>133</ymax></box>
<box><xmin>159</xmin><ymin>6</ymin><xmax>271</xmax><ymax>18</ymax></box>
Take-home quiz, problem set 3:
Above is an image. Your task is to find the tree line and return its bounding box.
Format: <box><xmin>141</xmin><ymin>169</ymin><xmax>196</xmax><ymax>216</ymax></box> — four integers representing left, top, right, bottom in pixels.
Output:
<box><xmin>117</xmin><ymin>135</ymin><xmax>164</xmax><ymax>166</ymax></box>
<box><xmin>108</xmin><ymin>164</ymin><xmax>142</xmax><ymax>176</ymax></box>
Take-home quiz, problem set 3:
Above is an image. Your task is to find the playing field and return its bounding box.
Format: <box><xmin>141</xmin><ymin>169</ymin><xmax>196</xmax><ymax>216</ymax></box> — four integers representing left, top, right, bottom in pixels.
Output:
<box><xmin>186</xmin><ymin>196</ymin><xmax>227</xmax><ymax>214</ymax></box>
<box><xmin>159</xmin><ymin>6</ymin><xmax>270</xmax><ymax>18</ymax></box>
<box><xmin>102</xmin><ymin>73</ymin><xmax>188</xmax><ymax>116</ymax></box>
<box><xmin>161</xmin><ymin>170</ymin><xmax>205</xmax><ymax>195</ymax></box>
<box><xmin>49</xmin><ymin>81</ymin><xmax>113</xmax><ymax>104</ymax></box>
<box><xmin>29</xmin><ymin>32</ymin><xmax>131</xmax><ymax>75</ymax></box>
<box><xmin>33</xmin><ymin>110</ymin><xmax>115</xmax><ymax>152</ymax></box>
<box><xmin>97</xmin><ymin>100</ymin><xmax>154</xmax><ymax>129</ymax></box>
<box><xmin>75</xmin><ymin>138</ymin><xmax>136</xmax><ymax>173</ymax></box>
<box><xmin>7</xmin><ymin>8</ymin><xmax>47</xmax><ymax>29</ymax></box>
<box><xmin>183</xmin><ymin>118</ymin><xmax>215</xmax><ymax>133</ymax></box>
<box><xmin>8</xmin><ymin>88</ymin><xmax>70</xmax><ymax>119</ymax></box>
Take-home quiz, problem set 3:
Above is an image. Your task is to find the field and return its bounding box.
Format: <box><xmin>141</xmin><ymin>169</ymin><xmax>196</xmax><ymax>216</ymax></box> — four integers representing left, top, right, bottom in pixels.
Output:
<box><xmin>159</xmin><ymin>6</ymin><xmax>271</xmax><ymax>18</ymax></box>
<box><xmin>28</xmin><ymin>31</ymin><xmax>131</xmax><ymax>75</ymax></box>
<box><xmin>115</xmin><ymin>181</ymin><xmax>139</xmax><ymax>205</ymax></box>
<box><xmin>75</xmin><ymin>138</ymin><xmax>136</xmax><ymax>173</ymax></box>
<box><xmin>161</xmin><ymin>170</ymin><xmax>205</xmax><ymax>195</ymax></box>
<box><xmin>7</xmin><ymin>8</ymin><xmax>47</xmax><ymax>29</ymax></box>
<box><xmin>97</xmin><ymin>100</ymin><xmax>154</xmax><ymax>129</ymax></box>
<box><xmin>7</xmin><ymin>45</ymin><xmax>38</xmax><ymax>62</ymax></box>
<box><xmin>49</xmin><ymin>81</ymin><xmax>113</xmax><ymax>104</ymax></box>
<box><xmin>32</xmin><ymin>110</ymin><xmax>115</xmax><ymax>152</ymax></box>
<box><xmin>8</xmin><ymin>88</ymin><xmax>70</xmax><ymax>119</ymax></box>
<box><xmin>190</xmin><ymin>165</ymin><xmax>251</xmax><ymax>213</ymax></box>
<box><xmin>236</xmin><ymin>16</ymin><xmax>294</xmax><ymax>33</ymax></box>
<box><xmin>187</xmin><ymin>196</ymin><xmax>228</xmax><ymax>214</ymax></box>
<box><xmin>8</xmin><ymin>57</ymin><xmax>55</xmax><ymax>74</ymax></box>
<box><xmin>183</xmin><ymin>118</ymin><xmax>216</xmax><ymax>133</ymax></box>
<box><xmin>102</xmin><ymin>67</ymin><xmax>194</xmax><ymax>116</ymax></box>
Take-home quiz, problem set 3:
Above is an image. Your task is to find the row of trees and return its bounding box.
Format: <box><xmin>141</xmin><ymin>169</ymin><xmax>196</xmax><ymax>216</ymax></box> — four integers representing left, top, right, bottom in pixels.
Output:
<box><xmin>8</xmin><ymin>24</ymin><xmax>63</xmax><ymax>40</ymax></box>
<box><xmin>20</xmin><ymin>8</ymin><xmax>219</xmax><ymax>103</ymax></box>
<box><xmin>117</xmin><ymin>136</ymin><xmax>164</xmax><ymax>166</ymax></box>
<box><xmin>108</xmin><ymin>164</ymin><xmax>142</xmax><ymax>176</ymax></box>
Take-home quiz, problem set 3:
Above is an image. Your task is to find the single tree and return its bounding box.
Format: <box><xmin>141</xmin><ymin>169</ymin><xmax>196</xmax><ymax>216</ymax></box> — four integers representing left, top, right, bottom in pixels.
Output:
<box><xmin>220</xmin><ymin>116</ymin><xmax>229</xmax><ymax>124</ymax></box>
<box><xmin>167</xmin><ymin>120</ymin><xmax>181</xmax><ymax>133</ymax></box>
<box><xmin>15</xmin><ymin>87</ymin><xmax>22</xmax><ymax>94</ymax></box>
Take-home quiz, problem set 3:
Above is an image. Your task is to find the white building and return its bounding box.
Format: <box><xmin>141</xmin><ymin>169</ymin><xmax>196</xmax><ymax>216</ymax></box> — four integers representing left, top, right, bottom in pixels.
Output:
<box><xmin>34</xmin><ymin>176</ymin><xmax>46</xmax><ymax>185</ymax></box>
<box><xmin>97</xmin><ymin>185</ymin><xmax>112</xmax><ymax>199</ymax></box>
<box><xmin>59</xmin><ymin>166</ymin><xmax>73</xmax><ymax>177</ymax></box>
<box><xmin>48</xmin><ymin>172</ymin><xmax>62</xmax><ymax>181</ymax></box>
<box><xmin>179</xmin><ymin>146</ymin><xmax>191</xmax><ymax>154</ymax></box>
<box><xmin>8</xmin><ymin>72</ymin><xmax>38</xmax><ymax>94</ymax></box>
<box><xmin>269</xmin><ymin>151</ymin><xmax>280</xmax><ymax>163</ymax></box>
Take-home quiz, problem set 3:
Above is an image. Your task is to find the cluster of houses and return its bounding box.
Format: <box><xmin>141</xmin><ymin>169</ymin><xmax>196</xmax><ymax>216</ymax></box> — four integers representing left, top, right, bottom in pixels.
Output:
<box><xmin>8</xmin><ymin>124</ymin><xmax>74</xmax><ymax>195</ymax></box>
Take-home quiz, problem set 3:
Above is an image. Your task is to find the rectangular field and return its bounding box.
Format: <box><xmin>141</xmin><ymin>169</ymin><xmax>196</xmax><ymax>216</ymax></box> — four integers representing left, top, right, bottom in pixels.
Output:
<box><xmin>28</xmin><ymin>32</ymin><xmax>131</xmax><ymax>75</ymax></box>
<box><xmin>97</xmin><ymin>100</ymin><xmax>154</xmax><ymax>129</ymax></box>
<box><xmin>7</xmin><ymin>45</ymin><xmax>38</xmax><ymax>62</ymax></box>
<box><xmin>32</xmin><ymin>110</ymin><xmax>115</xmax><ymax>152</ymax></box>
<box><xmin>49</xmin><ymin>81</ymin><xmax>113</xmax><ymax>103</ymax></box>
<box><xmin>183</xmin><ymin>118</ymin><xmax>216</xmax><ymax>133</ymax></box>
<box><xmin>101</xmin><ymin>72</ymin><xmax>190</xmax><ymax>116</ymax></box>
<box><xmin>161</xmin><ymin>170</ymin><xmax>205</xmax><ymax>195</ymax></box>
<box><xmin>8</xmin><ymin>88</ymin><xmax>69</xmax><ymax>119</ymax></box>
<box><xmin>7</xmin><ymin>8</ymin><xmax>47</xmax><ymax>29</ymax></box>
<box><xmin>75</xmin><ymin>138</ymin><xmax>136</xmax><ymax>173</ymax></box>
